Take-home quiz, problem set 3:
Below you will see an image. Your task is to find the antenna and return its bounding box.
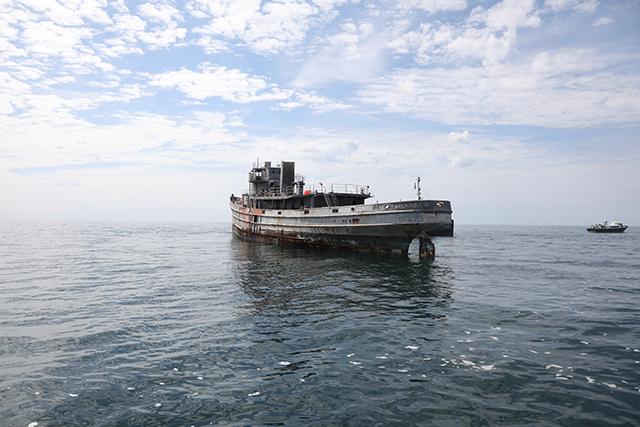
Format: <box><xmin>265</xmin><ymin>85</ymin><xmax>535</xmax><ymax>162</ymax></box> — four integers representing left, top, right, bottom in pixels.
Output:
<box><xmin>415</xmin><ymin>177</ymin><xmax>422</xmax><ymax>200</ymax></box>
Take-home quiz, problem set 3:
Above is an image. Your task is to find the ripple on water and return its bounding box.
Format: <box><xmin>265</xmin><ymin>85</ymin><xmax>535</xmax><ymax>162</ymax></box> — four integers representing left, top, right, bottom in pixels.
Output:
<box><xmin>0</xmin><ymin>223</ymin><xmax>639</xmax><ymax>425</ymax></box>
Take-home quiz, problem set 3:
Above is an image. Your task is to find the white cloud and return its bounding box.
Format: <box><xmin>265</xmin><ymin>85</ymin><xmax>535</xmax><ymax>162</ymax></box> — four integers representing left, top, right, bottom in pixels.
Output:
<box><xmin>0</xmin><ymin>72</ymin><xmax>32</xmax><ymax>114</ymax></box>
<box><xmin>0</xmin><ymin>94</ymin><xmax>244</xmax><ymax>222</ymax></box>
<box><xmin>448</xmin><ymin>130</ymin><xmax>470</xmax><ymax>143</ymax></box>
<box><xmin>189</xmin><ymin>0</ymin><xmax>341</xmax><ymax>54</ymax></box>
<box><xmin>278</xmin><ymin>92</ymin><xmax>352</xmax><ymax>112</ymax></box>
<box><xmin>15</xmin><ymin>0</ymin><xmax>112</xmax><ymax>26</ymax></box>
<box><xmin>138</xmin><ymin>2</ymin><xmax>182</xmax><ymax>24</ymax></box>
<box><xmin>326</xmin><ymin>20</ymin><xmax>376</xmax><ymax>59</ymax></box>
<box><xmin>358</xmin><ymin>49</ymin><xmax>640</xmax><ymax>128</ymax></box>
<box><xmin>149</xmin><ymin>64</ymin><xmax>349</xmax><ymax>112</ymax></box>
<box><xmin>6</xmin><ymin>19</ymin><xmax>113</xmax><ymax>73</ymax></box>
<box><xmin>241</xmin><ymin>128</ymin><xmax>543</xmax><ymax>194</ymax></box>
<box><xmin>246</xmin><ymin>1</ymin><xmax>317</xmax><ymax>53</ymax></box>
<box><xmin>20</xmin><ymin>20</ymin><xmax>86</xmax><ymax>54</ymax></box>
<box><xmin>149</xmin><ymin>63</ymin><xmax>291</xmax><ymax>102</ymax></box>
<box><xmin>0</xmin><ymin>108</ymin><xmax>240</xmax><ymax>171</ymax></box>
<box><xmin>7</xmin><ymin>88</ymin><xmax>144</xmax><ymax>118</ymax></box>
<box><xmin>194</xmin><ymin>35</ymin><xmax>230</xmax><ymax>53</ymax></box>
<box><xmin>277</xmin><ymin>101</ymin><xmax>305</xmax><ymax>110</ymax></box>
<box><xmin>389</xmin><ymin>0</ymin><xmax>541</xmax><ymax>65</ymax></box>
<box><xmin>294</xmin><ymin>19</ymin><xmax>387</xmax><ymax>86</ymax></box>
<box><xmin>2</xmin><ymin>0</ymin><xmax>187</xmax><ymax>67</ymax></box>
<box><xmin>109</xmin><ymin>5</ymin><xmax>187</xmax><ymax>50</ymax></box>
<box><xmin>0</xmin><ymin>0</ymin><xmax>186</xmax><ymax>83</ymax></box>
<box><xmin>97</xmin><ymin>37</ymin><xmax>144</xmax><ymax>58</ymax></box>
<box><xmin>593</xmin><ymin>16</ymin><xmax>613</xmax><ymax>27</ymax></box>
<box><xmin>545</xmin><ymin>0</ymin><xmax>599</xmax><ymax>13</ymax></box>
<box><xmin>129</xmin><ymin>2</ymin><xmax>187</xmax><ymax>49</ymax></box>
<box><xmin>397</xmin><ymin>0</ymin><xmax>467</xmax><ymax>14</ymax></box>
<box><xmin>0</xmin><ymin>61</ymin><xmax>146</xmax><ymax>120</ymax></box>
<box><xmin>188</xmin><ymin>0</ymin><xmax>260</xmax><ymax>37</ymax></box>
<box><xmin>136</xmin><ymin>24</ymin><xmax>187</xmax><ymax>49</ymax></box>
<box><xmin>111</xmin><ymin>12</ymin><xmax>147</xmax><ymax>38</ymax></box>
<box><xmin>312</xmin><ymin>0</ymin><xmax>349</xmax><ymax>13</ymax></box>
<box><xmin>469</xmin><ymin>0</ymin><xmax>541</xmax><ymax>30</ymax></box>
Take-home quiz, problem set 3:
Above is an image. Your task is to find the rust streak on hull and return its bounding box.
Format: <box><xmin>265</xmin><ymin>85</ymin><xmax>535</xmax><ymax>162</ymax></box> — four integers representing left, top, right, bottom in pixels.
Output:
<box><xmin>230</xmin><ymin>200</ymin><xmax>453</xmax><ymax>256</ymax></box>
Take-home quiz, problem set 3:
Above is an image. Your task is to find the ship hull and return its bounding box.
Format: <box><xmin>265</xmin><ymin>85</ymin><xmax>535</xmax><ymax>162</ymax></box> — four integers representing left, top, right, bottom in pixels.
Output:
<box><xmin>230</xmin><ymin>200</ymin><xmax>453</xmax><ymax>255</ymax></box>
<box><xmin>587</xmin><ymin>226</ymin><xmax>627</xmax><ymax>233</ymax></box>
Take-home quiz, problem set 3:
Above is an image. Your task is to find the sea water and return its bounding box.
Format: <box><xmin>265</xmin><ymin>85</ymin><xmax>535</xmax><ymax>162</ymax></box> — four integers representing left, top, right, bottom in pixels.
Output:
<box><xmin>1</xmin><ymin>223</ymin><xmax>639</xmax><ymax>425</ymax></box>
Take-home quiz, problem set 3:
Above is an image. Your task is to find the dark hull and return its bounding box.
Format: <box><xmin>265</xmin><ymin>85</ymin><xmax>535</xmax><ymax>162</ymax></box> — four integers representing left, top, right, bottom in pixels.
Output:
<box><xmin>232</xmin><ymin>224</ymin><xmax>418</xmax><ymax>255</ymax></box>
<box><xmin>587</xmin><ymin>226</ymin><xmax>627</xmax><ymax>233</ymax></box>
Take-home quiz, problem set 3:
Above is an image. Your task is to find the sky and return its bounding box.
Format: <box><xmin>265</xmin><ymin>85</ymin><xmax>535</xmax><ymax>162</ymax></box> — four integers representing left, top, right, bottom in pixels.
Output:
<box><xmin>1</xmin><ymin>0</ymin><xmax>639</xmax><ymax>225</ymax></box>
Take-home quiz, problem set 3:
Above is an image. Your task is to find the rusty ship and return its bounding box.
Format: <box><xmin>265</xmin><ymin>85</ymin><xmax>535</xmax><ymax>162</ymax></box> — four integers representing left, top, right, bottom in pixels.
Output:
<box><xmin>230</xmin><ymin>161</ymin><xmax>453</xmax><ymax>256</ymax></box>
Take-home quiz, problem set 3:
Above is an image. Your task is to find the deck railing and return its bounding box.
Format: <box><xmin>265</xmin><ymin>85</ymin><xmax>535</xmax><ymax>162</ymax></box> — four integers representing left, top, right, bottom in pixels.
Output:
<box><xmin>248</xmin><ymin>183</ymin><xmax>370</xmax><ymax>197</ymax></box>
<box><xmin>307</xmin><ymin>183</ymin><xmax>370</xmax><ymax>195</ymax></box>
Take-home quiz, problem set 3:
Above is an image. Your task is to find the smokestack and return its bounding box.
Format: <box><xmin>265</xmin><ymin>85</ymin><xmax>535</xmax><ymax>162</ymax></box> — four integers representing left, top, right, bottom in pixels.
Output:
<box><xmin>280</xmin><ymin>161</ymin><xmax>295</xmax><ymax>193</ymax></box>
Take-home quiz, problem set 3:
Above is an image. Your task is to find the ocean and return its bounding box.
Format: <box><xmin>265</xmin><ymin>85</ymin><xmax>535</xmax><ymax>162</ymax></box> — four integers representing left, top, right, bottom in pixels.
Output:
<box><xmin>1</xmin><ymin>222</ymin><xmax>639</xmax><ymax>426</ymax></box>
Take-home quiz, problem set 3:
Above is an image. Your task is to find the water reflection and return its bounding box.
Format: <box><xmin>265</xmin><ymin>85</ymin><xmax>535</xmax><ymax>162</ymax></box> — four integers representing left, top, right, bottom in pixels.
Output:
<box><xmin>229</xmin><ymin>238</ymin><xmax>454</xmax><ymax>318</ymax></box>
<box><xmin>3</xmin><ymin>224</ymin><xmax>638</xmax><ymax>426</ymax></box>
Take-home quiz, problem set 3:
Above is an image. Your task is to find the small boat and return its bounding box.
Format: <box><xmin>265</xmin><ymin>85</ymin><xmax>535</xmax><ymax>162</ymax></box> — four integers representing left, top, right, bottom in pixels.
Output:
<box><xmin>587</xmin><ymin>220</ymin><xmax>628</xmax><ymax>233</ymax></box>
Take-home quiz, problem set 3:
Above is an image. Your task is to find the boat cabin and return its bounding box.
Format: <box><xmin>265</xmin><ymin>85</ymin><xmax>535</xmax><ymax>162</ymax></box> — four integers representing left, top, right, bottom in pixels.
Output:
<box><xmin>240</xmin><ymin>161</ymin><xmax>371</xmax><ymax>210</ymax></box>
